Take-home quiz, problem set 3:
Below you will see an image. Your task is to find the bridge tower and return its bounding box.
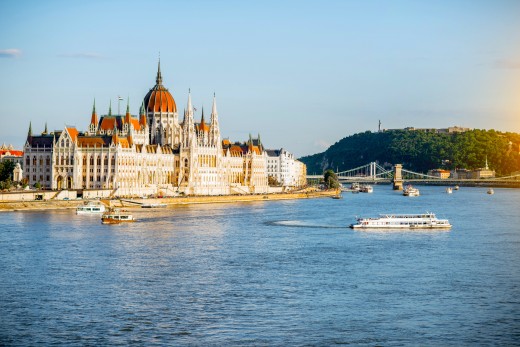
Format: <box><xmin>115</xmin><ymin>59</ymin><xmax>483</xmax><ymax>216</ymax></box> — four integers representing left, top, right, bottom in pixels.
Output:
<box><xmin>393</xmin><ymin>164</ymin><xmax>403</xmax><ymax>190</ymax></box>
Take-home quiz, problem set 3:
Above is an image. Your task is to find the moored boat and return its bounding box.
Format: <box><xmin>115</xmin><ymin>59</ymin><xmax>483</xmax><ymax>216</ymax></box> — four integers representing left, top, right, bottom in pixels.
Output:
<box><xmin>446</xmin><ymin>187</ymin><xmax>453</xmax><ymax>194</ymax></box>
<box><xmin>403</xmin><ymin>185</ymin><xmax>420</xmax><ymax>197</ymax></box>
<box><xmin>76</xmin><ymin>201</ymin><xmax>106</xmax><ymax>215</ymax></box>
<box><xmin>101</xmin><ymin>209</ymin><xmax>136</xmax><ymax>224</ymax></box>
<box><xmin>454</xmin><ymin>185</ymin><xmax>459</xmax><ymax>190</ymax></box>
<box><xmin>141</xmin><ymin>203</ymin><xmax>168</xmax><ymax>208</ymax></box>
<box><xmin>487</xmin><ymin>188</ymin><xmax>494</xmax><ymax>195</ymax></box>
<box><xmin>359</xmin><ymin>184</ymin><xmax>373</xmax><ymax>193</ymax></box>
<box><xmin>350</xmin><ymin>212</ymin><xmax>451</xmax><ymax>229</ymax></box>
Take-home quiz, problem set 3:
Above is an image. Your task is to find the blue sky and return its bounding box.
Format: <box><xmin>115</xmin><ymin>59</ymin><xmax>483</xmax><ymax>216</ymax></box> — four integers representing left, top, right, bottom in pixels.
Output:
<box><xmin>1</xmin><ymin>0</ymin><xmax>519</xmax><ymax>157</ymax></box>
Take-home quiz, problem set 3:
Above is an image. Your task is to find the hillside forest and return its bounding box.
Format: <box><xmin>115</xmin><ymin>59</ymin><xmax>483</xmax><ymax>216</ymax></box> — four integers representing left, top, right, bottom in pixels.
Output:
<box><xmin>300</xmin><ymin>129</ymin><xmax>520</xmax><ymax>176</ymax></box>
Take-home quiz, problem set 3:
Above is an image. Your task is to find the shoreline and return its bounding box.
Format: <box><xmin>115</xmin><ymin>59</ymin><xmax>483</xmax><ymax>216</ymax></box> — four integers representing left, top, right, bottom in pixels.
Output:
<box><xmin>0</xmin><ymin>190</ymin><xmax>339</xmax><ymax>212</ymax></box>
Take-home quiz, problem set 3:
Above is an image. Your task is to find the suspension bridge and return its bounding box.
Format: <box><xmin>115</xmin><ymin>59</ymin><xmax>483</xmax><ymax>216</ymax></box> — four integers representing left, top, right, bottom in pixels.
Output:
<box><xmin>306</xmin><ymin>162</ymin><xmax>520</xmax><ymax>189</ymax></box>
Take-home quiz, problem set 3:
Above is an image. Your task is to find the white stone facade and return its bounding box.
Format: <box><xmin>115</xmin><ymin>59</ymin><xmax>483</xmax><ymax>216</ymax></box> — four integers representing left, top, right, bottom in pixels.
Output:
<box><xmin>22</xmin><ymin>63</ymin><xmax>281</xmax><ymax>195</ymax></box>
<box><xmin>266</xmin><ymin>148</ymin><xmax>307</xmax><ymax>188</ymax></box>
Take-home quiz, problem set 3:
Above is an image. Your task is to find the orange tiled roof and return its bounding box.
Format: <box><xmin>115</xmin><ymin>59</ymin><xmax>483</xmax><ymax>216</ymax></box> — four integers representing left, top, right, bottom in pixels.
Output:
<box><xmin>196</xmin><ymin>122</ymin><xmax>210</xmax><ymax>132</ymax></box>
<box><xmin>0</xmin><ymin>150</ymin><xmax>23</xmax><ymax>157</ymax></box>
<box><xmin>65</xmin><ymin>127</ymin><xmax>79</xmax><ymax>141</ymax></box>
<box><xmin>116</xmin><ymin>138</ymin><xmax>130</xmax><ymax>148</ymax></box>
<box><xmin>130</xmin><ymin>119</ymin><xmax>141</xmax><ymax>130</ymax></box>
<box><xmin>99</xmin><ymin>117</ymin><xmax>118</xmax><ymax>131</ymax></box>
<box><xmin>144</xmin><ymin>85</ymin><xmax>177</xmax><ymax>113</ymax></box>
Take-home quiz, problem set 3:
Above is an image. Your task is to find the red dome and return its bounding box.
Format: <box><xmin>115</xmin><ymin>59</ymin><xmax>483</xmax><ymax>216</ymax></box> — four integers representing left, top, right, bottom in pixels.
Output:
<box><xmin>144</xmin><ymin>85</ymin><xmax>177</xmax><ymax>113</ymax></box>
<box><xmin>143</xmin><ymin>61</ymin><xmax>177</xmax><ymax>113</ymax></box>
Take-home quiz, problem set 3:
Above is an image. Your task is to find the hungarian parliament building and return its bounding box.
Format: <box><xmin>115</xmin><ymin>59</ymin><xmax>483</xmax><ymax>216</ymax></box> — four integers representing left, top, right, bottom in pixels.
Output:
<box><xmin>23</xmin><ymin>62</ymin><xmax>306</xmax><ymax>196</ymax></box>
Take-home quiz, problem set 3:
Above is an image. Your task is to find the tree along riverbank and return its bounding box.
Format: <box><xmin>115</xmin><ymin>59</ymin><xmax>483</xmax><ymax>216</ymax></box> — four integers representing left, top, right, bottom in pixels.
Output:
<box><xmin>0</xmin><ymin>189</ymin><xmax>339</xmax><ymax>212</ymax></box>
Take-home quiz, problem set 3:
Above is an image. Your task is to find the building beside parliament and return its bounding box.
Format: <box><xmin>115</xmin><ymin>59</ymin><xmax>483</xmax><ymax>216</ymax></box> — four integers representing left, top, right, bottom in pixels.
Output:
<box><xmin>23</xmin><ymin>62</ymin><xmax>306</xmax><ymax>196</ymax></box>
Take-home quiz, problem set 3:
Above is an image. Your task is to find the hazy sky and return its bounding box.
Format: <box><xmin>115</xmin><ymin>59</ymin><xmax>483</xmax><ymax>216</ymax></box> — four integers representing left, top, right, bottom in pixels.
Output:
<box><xmin>1</xmin><ymin>0</ymin><xmax>519</xmax><ymax>157</ymax></box>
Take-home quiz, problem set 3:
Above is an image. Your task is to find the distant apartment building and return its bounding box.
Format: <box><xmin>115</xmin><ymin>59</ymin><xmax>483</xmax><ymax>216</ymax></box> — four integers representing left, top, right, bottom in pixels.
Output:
<box><xmin>451</xmin><ymin>169</ymin><xmax>470</xmax><ymax>179</ymax></box>
<box><xmin>0</xmin><ymin>143</ymin><xmax>23</xmax><ymax>166</ymax></box>
<box><xmin>265</xmin><ymin>148</ymin><xmax>307</xmax><ymax>188</ymax></box>
<box><xmin>467</xmin><ymin>167</ymin><xmax>495</xmax><ymax>179</ymax></box>
<box><xmin>383</xmin><ymin>126</ymin><xmax>471</xmax><ymax>134</ymax></box>
<box><xmin>450</xmin><ymin>158</ymin><xmax>495</xmax><ymax>179</ymax></box>
<box><xmin>427</xmin><ymin>169</ymin><xmax>451</xmax><ymax>179</ymax></box>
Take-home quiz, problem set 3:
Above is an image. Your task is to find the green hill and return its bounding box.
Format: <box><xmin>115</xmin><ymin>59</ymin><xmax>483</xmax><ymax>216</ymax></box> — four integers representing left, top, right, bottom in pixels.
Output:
<box><xmin>300</xmin><ymin>129</ymin><xmax>520</xmax><ymax>176</ymax></box>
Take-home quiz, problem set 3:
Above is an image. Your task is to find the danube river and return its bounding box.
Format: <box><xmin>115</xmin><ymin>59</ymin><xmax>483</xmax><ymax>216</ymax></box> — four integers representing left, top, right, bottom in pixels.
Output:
<box><xmin>1</xmin><ymin>186</ymin><xmax>519</xmax><ymax>345</ymax></box>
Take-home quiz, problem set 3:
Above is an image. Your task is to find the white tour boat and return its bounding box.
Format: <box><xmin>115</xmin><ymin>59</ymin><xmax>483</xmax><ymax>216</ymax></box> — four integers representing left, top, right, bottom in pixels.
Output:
<box><xmin>403</xmin><ymin>185</ymin><xmax>420</xmax><ymax>197</ymax></box>
<box><xmin>101</xmin><ymin>209</ymin><xmax>136</xmax><ymax>224</ymax></box>
<box><xmin>359</xmin><ymin>184</ymin><xmax>373</xmax><ymax>193</ymax></box>
<box><xmin>76</xmin><ymin>201</ymin><xmax>106</xmax><ymax>215</ymax></box>
<box><xmin>350</xmin><ymin>212</ymin><xmax>451</xmax><ymax>229</ymax></box>
<box><xmin>487</xmin><ymin>188</ymin><xmax>494</xmax><ymax>195</ymax></box>
<box><xmin>446</xmin><ymin>187</ymin><xmax>453</xmax><ymax>194</ymax></box>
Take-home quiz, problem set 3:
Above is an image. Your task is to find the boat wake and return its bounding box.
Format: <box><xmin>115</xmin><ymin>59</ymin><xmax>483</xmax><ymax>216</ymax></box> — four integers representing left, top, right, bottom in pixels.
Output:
<box><xmin>267</xmin><ymin>220</ymin><xmax>348</xmax><ymax>229</ymax></box>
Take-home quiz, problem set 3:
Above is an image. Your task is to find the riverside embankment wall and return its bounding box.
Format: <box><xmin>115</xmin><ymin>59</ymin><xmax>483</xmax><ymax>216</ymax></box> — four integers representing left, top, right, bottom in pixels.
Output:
<box><xmin>0</xmin><ymin>190</ymin><xmax>338</xmax><ymax>211</ymax></box>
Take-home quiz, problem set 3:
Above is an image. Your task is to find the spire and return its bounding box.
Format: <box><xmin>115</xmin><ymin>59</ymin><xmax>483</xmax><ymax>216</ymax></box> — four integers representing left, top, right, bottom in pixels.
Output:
<box><xmin>211</xmin><ymin>93</ymin><xmax>218</xmax><ymax>116</ymax></box>
<box><xmin>90</xmin><ymin>99</ymin><xmax>98</xmax><ymax>126</ymax></box>
<box><xmin>156</xmin><ymin>57</ymin><xmax>163</xmax><ymax>85</ymax></box>
<box><xmin>257</xmin><ymin>133</ymin><xmax>261</xmax><ymax>146</ymax></box>
<box><xmin>44</xmin><ymin>122</ymin><xmax>48</xmax><ymax>134</ymax></box>
<box><xmin>108</xmin><ymin>100</ymin><xmax>112</xmax><ymax>116</ymax></box>
<box><xmin>139</xmin><ymin>101</ymin><xmax>147</xmax><ymax>127</ymax></box>
<box><xmin>125</xmin><ymin>97</ymin><xmax>131</xmax><ymax>126</ymax></box>
<box><xmin>201</xmin><ymin>106</ymin><xmax>205</xmax><ymax>124</ymax></box>
<box><xmin>28</xmin><ymin>121</ymin><xmax>32</xmax><ymax>137</ymax></box>
<box><xmin>140</xmin><ymin>101</ymin><xmax>145</xmax><ymax>116</ymax></box>
<box><xmin>187</xmin><ymin>89</ymin><xmax>193</xmax><ymax>113</ymax></box>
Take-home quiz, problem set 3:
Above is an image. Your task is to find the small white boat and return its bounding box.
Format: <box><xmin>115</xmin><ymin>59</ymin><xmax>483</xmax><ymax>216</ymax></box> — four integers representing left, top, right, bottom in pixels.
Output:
<box><xmin>101</xmin><ymin>209</ymin><xmax>136</xmax><ymax>224</ymax></box>
<box><xmin>350</xmin><ymin>183</ymin><xmax>360</xmax><ymax>193</ymax></box>
<box><xmin>76</xmin><ymin>201</ymin><xmax>106</xmax><ymax>215</ymax></box>
<box><xmin>350</xmin><ymin>212</ymin><xmax>451</xmax><ymax>230</ymax></box>
<box><xmin>454</xmin><ymin>185</ymin><xmax>459</xmax><ymax>191</ymax></box>
<box><xmin>141</xmin><ymin>203</ymin><xmax>168</xmax><ymax>208</ymax></box>
<box><xmin>403</xmin><ymin>185</ymin><xmax>420</xmax><ymax>197</ymax></box>
<box><xmin>487</xmin><ymin>188</ymin><xmax>494</xmax><ymax>195</ymax></box>
<box><xmin>446</xmin><ymin>187</ymin><xmax>453</xmax><ymax>194</ymax></box>
<box><xmin>359</xmin><ymin>184</ymin><xmax>373</xmax><ymax>193</ymax></box>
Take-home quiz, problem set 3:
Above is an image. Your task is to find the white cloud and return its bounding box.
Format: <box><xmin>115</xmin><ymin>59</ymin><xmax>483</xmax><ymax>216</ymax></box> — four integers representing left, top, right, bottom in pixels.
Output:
<box><xmin>0</xmin><ymin>48</ymin><xmax>22</xmax><ymax>58</ymax></box>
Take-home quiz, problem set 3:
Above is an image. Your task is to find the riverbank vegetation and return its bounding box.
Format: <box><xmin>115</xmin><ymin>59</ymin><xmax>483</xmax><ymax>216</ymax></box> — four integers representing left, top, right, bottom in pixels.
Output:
<box><xmin>300</xmin><ymin>129</ymin><xmax>520</xmax><ymax>176</ymax></box>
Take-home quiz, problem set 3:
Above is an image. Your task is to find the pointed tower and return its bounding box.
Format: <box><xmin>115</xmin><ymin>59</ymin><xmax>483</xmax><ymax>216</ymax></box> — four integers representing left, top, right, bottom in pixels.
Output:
<box><xmin>108</xmin><ymin>100</ymin><xmax>112</xmax><ymax>117</ymax></box>
<box><xmin>43</xmin><ymin>122</ymin><xmax>48</xmax><ymax>135</ymax></box>
<box><xmin>143</xmin><ymin>59</ymin><xmax>177</xmax><ymax>145</ymax></box>
<box><xmin>90</xmin><ymin>99</ymin><xmax>98</xmax><ymax>133</ymax></box>
<box><xmin>257</xmin><ymin>133</ymin><xmax>263</xmax><ymax>152</ymax></box>
<box><xmin>27</xmin><ymin>121</ymin><xmax>32</xmax><ymax>138</ymax></box>
<box><xmin>183</xmin><ymin>89</ymin><xmax>195</xmax><ymax>147</ymax></box>
<box><xmin>209</xmin><ymin>93</ymin><xmax>221</xmax><ymax>147</ymax></box>
<box><xmin>125</xmin><ymin>98</ymin><xmax>131</xmax><ymax>125</ymax></box>
<box><xmin>139</xmin><ymin>101</ymin><xmax>147</xmax><ymax>127</ymax></box>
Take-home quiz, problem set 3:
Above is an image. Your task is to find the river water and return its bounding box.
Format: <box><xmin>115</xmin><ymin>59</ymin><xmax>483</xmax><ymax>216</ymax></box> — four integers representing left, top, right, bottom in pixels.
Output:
<box><xmin>1</xmin><ymin>186</ymin><xmax>519</xmax><ymax>346</ymax></box>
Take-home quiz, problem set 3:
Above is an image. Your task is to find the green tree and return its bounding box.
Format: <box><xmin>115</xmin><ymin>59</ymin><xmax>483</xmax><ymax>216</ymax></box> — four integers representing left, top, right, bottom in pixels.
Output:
<box><xmin>323</xmin><ymin>169</ymin><xmax>340</xmax><ymax>189</ymax></box>
<box><xmin>0</xmin><ymin>160</ymin><xmax>16</xmax><ymax>182</ymax></box>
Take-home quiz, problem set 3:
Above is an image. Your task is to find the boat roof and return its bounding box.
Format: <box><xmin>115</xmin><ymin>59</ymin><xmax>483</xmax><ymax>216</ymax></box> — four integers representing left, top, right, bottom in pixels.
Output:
<box><xmin>378</xmin><ymin>212</ymin><xmax>436</xmax><ymax>217</ymax></box>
